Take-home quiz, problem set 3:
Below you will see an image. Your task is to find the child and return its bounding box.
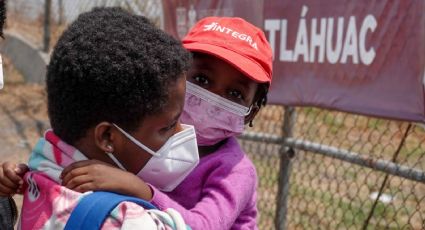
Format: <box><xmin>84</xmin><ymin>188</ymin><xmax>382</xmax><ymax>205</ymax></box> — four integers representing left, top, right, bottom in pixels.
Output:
<box><xmin>1</xmin><ymin>16</ymin><xmax>273</xmax><ymax>230</ymax></box>
<box><xmin>1</xmin><ymin>7</ymin><xmax>195</xmax><ymax>229</ymax></box>
<box><xmin>63</xmin><ymin>16</ymin><xmax>273</xmax><ymax>230</ymax></box>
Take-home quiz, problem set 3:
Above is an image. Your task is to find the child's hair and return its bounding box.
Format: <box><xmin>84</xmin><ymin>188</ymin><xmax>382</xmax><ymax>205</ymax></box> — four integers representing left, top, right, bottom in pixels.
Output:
<box><xmin>47</xmin><ymin>7</ymin><xmax>191</xmax><ymax>144</ymax></box>
<box><xmin>253</xmin><ymin>83</ymin><xmax>268</xmax><ymax>109</ymax></box>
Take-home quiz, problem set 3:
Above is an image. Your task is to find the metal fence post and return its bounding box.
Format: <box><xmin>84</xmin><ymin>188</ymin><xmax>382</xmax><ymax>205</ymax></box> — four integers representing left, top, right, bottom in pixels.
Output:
<box><xmin>275</xmin><ymin>106</ymin><xmax>296</xmax><ymax>230</ymax></box>
<box><xmin>43</xmin><ymin>0</ymin><xmax>51</xmax><ymax>52</ymax></box>
<box><xmin>58</xmin><ymin>0</ymin><xmax>64</xmax><ymax>25</ymax></box>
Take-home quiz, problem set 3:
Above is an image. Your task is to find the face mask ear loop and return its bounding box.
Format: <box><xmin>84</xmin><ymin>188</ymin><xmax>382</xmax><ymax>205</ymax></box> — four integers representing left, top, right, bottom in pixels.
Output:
<box><xmin>112</xmin><ymin>123</ymin><xmax>158</xmax><ymax>156</ymax></box>
<box><xmin>246</xmin><ymin>104</ymin><xmax>257</xmax><ymax>127</ymax></box>
<box><xmin>106</xmin><ymin>151</ymin><xmax>127</xmax><ymax>171</ymax></box>
<box><xmin>245</xmin><ymin>105</ymin><xmax>253</xmax><ymax>116</ymax></box>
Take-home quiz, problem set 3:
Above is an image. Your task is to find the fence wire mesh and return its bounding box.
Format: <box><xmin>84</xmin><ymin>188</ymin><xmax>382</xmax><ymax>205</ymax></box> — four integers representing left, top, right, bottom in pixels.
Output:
<box><xmin>4</xmin><ymin>1</ymin><xmax>425</xmax><ymax>229</ymax></box>
<box><xmin>7</xmin><ymin>0</ymin><xmax>163</xmax><ymax>52</ymax></box>
<box><xmin>241</xmin><ymin>106</ymin><xmax>425</xmax><ymax>229</ymax></box>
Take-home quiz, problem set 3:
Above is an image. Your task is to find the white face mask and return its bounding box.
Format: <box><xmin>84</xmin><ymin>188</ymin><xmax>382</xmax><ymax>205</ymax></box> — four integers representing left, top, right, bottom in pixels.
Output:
<box><xmin>108</xmin><ymin>124</ymin><xmax>199</xmax><ymax>192</ymax></box>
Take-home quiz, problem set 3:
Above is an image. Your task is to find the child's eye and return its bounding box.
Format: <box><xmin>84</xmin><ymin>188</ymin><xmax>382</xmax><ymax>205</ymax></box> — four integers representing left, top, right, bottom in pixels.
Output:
<box><xmin>160</xmin><ymin>121</ymin><xmax>177</xmax><ymax>133</ymax></box>
<box><xmin>193</xmin><ymin>74</ymin><xmax>209</xmax><ymax>86</ymax></box>
<box><xmin>229</xmin><ymin>90</ymin><xmax>244</xmax><ymax>101</ymax></box>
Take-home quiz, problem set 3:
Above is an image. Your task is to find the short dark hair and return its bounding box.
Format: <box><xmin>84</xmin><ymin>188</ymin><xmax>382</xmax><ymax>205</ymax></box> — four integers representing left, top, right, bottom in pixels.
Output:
<box><xmin>47</xmin><ymin>7</ymin><xmax>191</xmax><ymax>144</ymax></box>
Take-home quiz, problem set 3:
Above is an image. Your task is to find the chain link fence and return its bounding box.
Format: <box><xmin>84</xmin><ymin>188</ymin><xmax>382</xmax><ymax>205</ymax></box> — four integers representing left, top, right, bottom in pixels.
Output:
<box><xmin>4</xmin><ymin>1</ymin><xmax>425</xmax><ymax>229</ymax></box>
<box><xmin>241</xmin><ymin>106</ymin><xmax>425</xmax><ymax>229</ymax></box>
<box><xmin>7</xmin><ymin>0</ymin><xmax>163</xmax><ymax>52</ymax></box>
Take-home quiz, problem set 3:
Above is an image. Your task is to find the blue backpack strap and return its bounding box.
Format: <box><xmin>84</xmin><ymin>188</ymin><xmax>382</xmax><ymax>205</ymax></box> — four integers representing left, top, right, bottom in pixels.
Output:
<box><xmin>64</xmin><ymin>191</ymin><xmax>157</xmax><ymax>230</ymax></box>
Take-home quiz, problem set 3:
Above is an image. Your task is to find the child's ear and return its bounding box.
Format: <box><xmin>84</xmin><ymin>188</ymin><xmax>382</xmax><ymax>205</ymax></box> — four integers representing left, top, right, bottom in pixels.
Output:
<box><xmin>244</xmin><ymin>105</ymin><xmax>260</xmax><ymax>126</ymax></box>
<box><xmin>94</xmin><ymin>122</ymin><xmax>115</xmax><ymax>153</ymax></box>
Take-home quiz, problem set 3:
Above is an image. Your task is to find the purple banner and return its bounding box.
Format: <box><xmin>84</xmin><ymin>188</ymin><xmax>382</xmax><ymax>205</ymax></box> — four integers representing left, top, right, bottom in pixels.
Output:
<box><xmin>163</xmin><ymin>0</ymin><xmax>425</xmax><ymax>122</ymax></box>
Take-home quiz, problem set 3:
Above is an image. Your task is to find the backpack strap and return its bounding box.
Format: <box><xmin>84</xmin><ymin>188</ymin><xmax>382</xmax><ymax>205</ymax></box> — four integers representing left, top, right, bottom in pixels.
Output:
<box><xmin>64</xmin><ymin>191</ymin><xmax>157</xmax><ymax>230</ymax></box>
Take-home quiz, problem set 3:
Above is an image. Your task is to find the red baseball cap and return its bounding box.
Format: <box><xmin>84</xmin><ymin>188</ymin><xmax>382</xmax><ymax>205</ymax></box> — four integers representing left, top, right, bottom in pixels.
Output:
<box><xmin>182</xmin><ymin>17</ymin><xmax>273</xmax><ymax>84</ymax></box>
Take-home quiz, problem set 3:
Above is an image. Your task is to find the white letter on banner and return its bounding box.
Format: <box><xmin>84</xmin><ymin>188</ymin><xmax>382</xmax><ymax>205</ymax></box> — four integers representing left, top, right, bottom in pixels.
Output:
<box><xmin>341</xmin><ymin>16</ymin><xmax>359</xmax><ymax>64</ymax></box>
<box><xmin>280</xmin><ymin>20</ymin><xmax>294</xmax><ymax>61</ymax></box>
<box><xmin>293</xmin><ymin>5</ymin><xmax>309</xmax><ymax>62</ymax></box>
<box><xmin>326</xmin><ymin>17</ymin><xmax>344</xmax><ymax>64</ymax></box>
<box><xmin>310</xmin><ymin>18</ymin><xmax>326</xmax><ymax>63</ymax></box>
<box><xmin>264</xmin><ymin>19</ymin><xmax>280</xmax><ymax>59</ymax></box>
<box><xmin>359</xmin><ymin>15</ymin><xmax>377</xmax><ymax>65</ymax></box>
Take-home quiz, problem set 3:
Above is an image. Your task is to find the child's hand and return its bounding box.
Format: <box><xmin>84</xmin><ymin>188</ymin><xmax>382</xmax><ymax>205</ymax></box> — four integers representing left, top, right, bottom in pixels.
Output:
<box><xmin>61</xmin><ymin>160</ymin><xmax>152</xmax><ymax>200</ymax></box>
<box><xmin>0</xmin><ymin>162</ymin><xmax>29</xmax><ymax>196</ymax></box>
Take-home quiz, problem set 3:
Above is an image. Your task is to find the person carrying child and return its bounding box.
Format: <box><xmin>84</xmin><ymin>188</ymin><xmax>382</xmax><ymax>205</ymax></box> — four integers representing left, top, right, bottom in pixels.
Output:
<box><xmin>1</xmin><ymin>7</ymin><xmax>196</xmax><ymax>229</ymax></box>
<box><xmin>0</xmin><ymin>16</ymin><xmax>273</xmax><ymax>230</ymax></box>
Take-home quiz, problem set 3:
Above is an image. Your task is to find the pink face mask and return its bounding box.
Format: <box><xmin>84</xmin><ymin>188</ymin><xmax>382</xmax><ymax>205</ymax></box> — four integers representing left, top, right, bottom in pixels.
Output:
<box><xmin>180</xmin><ymin>81</ymin><xmax>251</xmax><ymax>146</ymax></box>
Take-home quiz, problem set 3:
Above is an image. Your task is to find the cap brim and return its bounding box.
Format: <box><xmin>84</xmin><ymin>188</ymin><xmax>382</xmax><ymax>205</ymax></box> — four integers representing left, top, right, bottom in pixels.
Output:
<box><xmin>183</xmin><ymin>43</ymin><xmax>270</xmax><ymax>83</ymax></box>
